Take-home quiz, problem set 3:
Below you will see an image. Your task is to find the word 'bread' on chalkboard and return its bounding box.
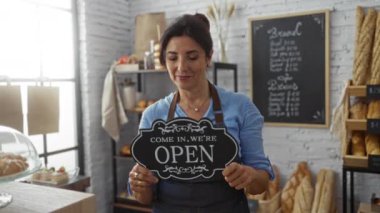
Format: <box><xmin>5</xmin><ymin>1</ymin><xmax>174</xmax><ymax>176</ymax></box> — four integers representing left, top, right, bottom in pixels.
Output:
<box><xmin>131</xmin><ymin>118</ymin><xmax>238</xmax><ymax>181</ymax></box>
<box><xmin>249</xmin><ymin>10</ymin><xmax>330</xmax><ymax>128</ymax></box>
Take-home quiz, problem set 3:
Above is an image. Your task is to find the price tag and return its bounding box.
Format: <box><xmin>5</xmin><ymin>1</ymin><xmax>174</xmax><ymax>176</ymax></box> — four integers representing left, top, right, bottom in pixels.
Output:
<box><xmin>367</xmin><ymin>119</ymin><xmax>380</xmax><ymax>134</ymax></box>
<box><xmin>367</xmin><ymin>85</ymin><xmax>380</xmax><ymax>99</ymax></box>
<box><xmin>368</xmin><ymin>155</ymin><xmax>380</xmax><ymax>171</ymax></box>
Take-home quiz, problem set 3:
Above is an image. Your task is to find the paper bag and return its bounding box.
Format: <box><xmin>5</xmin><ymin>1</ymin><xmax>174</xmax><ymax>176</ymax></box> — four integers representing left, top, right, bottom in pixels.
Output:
<box><xmin>27</xmin><ymin>86</ymin><xmax>59</xmax><ymax>135</ymax></box>
<box><xmin>134</xmin><ymin>12</ymin><xmax>166</xmax><ymax>60</ymax></box>
<box><xmin>0</xmin><ymin>86</ymin><xmax>23</xmax><ymax>132</ymax></box>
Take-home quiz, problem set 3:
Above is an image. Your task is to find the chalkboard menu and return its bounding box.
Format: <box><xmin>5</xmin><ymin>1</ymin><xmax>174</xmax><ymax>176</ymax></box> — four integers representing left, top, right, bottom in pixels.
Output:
<box><xmin>249</xmin><ymin>10</ymin><xmax>330</xmax><ymax>127</ymax></box>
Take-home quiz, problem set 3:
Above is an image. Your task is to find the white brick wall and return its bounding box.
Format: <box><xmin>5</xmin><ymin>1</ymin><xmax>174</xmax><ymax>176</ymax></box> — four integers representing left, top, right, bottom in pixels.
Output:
<box><xmin>79</xmin><ymin>0</ymin><xmax>380</xmax><ymax>212</ymax></box>
<box><xmin>78</xmin><ymin>0</ymin><xmax>131</xmax><ymax>212</ymax></box>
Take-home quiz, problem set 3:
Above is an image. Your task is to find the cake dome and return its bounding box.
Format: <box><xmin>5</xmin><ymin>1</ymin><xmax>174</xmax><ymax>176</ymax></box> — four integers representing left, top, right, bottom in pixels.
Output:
<box><xmin>0</xmin><ymin>125</ymin><xmax>42</xmax><ymax>182</ymax></box>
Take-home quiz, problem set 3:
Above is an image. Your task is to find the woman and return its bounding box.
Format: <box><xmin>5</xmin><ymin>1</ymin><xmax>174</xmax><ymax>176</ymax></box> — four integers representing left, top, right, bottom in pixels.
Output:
<box><xmin>128</xmin><ymin>13</ymin><xmax>274</xmax><ymax>212</ymax></box>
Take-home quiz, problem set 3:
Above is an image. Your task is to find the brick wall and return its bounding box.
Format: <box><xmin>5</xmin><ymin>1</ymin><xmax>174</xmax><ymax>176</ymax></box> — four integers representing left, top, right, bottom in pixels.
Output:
<box><xmin>77</xmin><ymin>0</ymin><xmax>131</xmax><ymax>212</ymax></box>
<box><xmin>79</xmin><ymin>0</ymin><xmax>380</xmax><ymax>212</ymax></box>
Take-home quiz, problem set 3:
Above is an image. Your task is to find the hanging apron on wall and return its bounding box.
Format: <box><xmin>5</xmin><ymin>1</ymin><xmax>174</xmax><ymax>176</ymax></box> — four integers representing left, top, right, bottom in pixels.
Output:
<box><xmin>153</xmin><ymin>82</ymin><xmax>249</xmax><ymax>213</ymax></box>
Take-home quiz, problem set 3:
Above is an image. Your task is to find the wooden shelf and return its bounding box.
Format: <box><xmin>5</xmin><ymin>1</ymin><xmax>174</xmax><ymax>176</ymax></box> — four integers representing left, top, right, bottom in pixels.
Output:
<box><xmin>115</xmin><ymin>68</ymin><xmax>167</xmax><ymax>74</ymax></box>
<box><xmin>346</xmin><ymin>119</ymin><xmax>367</xmax><ymax>130</ymax></box>
<box><xmin>347</xmin><ymin>85</ymin><xmax>366</xmax><ymax>97</ymax></box>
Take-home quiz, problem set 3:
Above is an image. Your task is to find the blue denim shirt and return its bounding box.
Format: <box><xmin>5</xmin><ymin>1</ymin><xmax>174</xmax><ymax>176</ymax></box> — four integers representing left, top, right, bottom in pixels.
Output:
<box><xmin>139</xmin><ymin>85</ymin><xmax>274</xmax><ymax>180</ymax></box>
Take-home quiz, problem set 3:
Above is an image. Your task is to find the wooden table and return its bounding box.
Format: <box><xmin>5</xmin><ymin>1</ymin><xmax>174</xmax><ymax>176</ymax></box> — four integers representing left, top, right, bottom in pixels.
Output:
<box><xmin>1</xmin><ymin>182</ymin><xmax>95</xmax><ymax>213</ymax></box>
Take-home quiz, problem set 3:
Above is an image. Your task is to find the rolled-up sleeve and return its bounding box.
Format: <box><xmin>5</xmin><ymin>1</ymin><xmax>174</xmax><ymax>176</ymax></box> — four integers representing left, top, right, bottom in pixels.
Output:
<box><xmin>239</xmin><ymin>99</ymin><xmax>275</xmax><ymax>180</ymax></box>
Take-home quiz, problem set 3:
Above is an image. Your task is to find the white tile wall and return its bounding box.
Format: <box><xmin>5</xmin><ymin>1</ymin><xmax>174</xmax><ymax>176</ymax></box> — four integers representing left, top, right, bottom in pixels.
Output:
<box><xmin>78</xmin><ymin>0</ymin><xmax>380</xmax><ymax>212</ymax></box>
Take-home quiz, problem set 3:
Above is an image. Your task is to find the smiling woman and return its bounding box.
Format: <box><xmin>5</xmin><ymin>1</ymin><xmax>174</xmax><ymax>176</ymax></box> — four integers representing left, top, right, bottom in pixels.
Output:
<box><xmin>0</xmin><ymin>0</ymin><xmax>82</xmax><ymax>173</ymax></box>
<box><xmin>128</xmin><ymin>13</ymin><xmax>274</xmax><ymax>213</ymax></box>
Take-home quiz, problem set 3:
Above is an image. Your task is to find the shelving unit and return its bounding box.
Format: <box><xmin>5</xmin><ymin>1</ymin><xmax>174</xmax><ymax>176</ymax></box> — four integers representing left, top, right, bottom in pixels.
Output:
<box><xmin>342</xmin><ymin>80</ymin><xmax>380</xmax><ymax>213</ymax></box>
<box><xmin>112</xmin><ymin>67</ymin><xmax>172</xmax><ymax>213</ymax></box>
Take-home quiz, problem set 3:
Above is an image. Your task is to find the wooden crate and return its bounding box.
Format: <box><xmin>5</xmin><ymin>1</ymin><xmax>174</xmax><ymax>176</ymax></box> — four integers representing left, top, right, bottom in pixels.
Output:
<box><xmin>343</xmin><ymin>80</ymin><xmax>369</xmax><ymax>168</ymax></box>
<box><xmin>343</xmin><ymin>136</ymin><xmax>368</xmax><ymax>168</ymax></box>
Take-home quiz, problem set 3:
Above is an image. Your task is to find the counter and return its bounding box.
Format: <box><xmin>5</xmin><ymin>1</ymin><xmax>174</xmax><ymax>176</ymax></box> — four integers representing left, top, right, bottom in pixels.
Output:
<box><xmin>1</xmin><ymin>181</ymin><xmax>95</xmax><ymax>213</ymax></box>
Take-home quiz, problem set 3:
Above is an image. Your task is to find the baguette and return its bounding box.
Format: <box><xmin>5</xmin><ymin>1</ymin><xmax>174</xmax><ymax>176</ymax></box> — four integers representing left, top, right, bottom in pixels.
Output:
<box><xmin>311</xmin><ymin>169</ymin><xmax>336</xmax><ymax>213</ymax></box>
<box><xmin>353</xmin><ymin>8</ymin><xmax>377</xmax><ymax>85</ymax></box>
<box><xmin>353</xmin><ymin>6</ymin><xmax>365</xmax><ymax>83</ymax></box>
<box><xmin>368</xmin><ymin>12</ymin><xmax>380</xmax><ymax>84</ymax></box>
<box><xmin>292</xmin><ymin>176</ymin><xmax>314</xmax><ymax>213</ymax></box>
<box><xmin>281</xmin><ymin>162</ymin><xmax>311</xmax><ymax>213</ymax></box>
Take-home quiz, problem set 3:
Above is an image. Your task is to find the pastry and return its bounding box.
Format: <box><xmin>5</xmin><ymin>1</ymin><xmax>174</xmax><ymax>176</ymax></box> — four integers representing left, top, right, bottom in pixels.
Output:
<box><xmin>120</xmin><ymin>145</ymin><xmax>131</xmax><ymax>156</ymax></box>
<box><xmin>351</xmin><ymin>131</ymin><xmax>366</xmax><ymax>156</ymax></box>
<box><xmin>137</xmin><ymin>100</ymin><xmax>147</xmax><ymax>108</ymax></box>
<box><xmin>50</xmin><ymin>172</ymin><xmax>69</xmax><ymax>184</ymax></box>
<box><xmin>0</xmin><ymin>152</ymin><xmax>29</xmax><ymax>176</ymax></box>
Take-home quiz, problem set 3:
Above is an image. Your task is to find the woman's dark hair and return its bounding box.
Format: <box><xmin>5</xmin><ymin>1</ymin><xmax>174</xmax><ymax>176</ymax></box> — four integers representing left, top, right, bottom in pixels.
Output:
<box><xmin>159</xmin><ymin>13</ymin><xmax>213</xmax><ymax>66</ymax></box>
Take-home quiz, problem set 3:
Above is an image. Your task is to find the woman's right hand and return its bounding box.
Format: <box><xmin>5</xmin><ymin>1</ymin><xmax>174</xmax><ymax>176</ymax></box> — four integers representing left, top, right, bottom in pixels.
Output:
<box><xmin>129</xmin><ymin>163</ymin><xmax>159</xmax><ymax>204</ymax></box>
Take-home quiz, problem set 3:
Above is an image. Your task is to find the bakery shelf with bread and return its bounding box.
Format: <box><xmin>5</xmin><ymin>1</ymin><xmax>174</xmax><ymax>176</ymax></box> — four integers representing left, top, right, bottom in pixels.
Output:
<box><xmin>342</xmin><ymin>6</ymin><xmax>380</xmax><ymax>169</ymax></box>
<box><xmin>342</xmin><ymin>80</ymin><xmax>380</xmax><ymax>169</ymax></box>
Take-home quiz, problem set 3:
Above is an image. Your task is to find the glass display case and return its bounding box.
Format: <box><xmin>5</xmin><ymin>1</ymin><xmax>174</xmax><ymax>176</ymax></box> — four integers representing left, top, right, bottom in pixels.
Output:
<box><xmin>0</xmin><ymin>125</ymin><xmax>42</xmax><ymax>208</ymax></box>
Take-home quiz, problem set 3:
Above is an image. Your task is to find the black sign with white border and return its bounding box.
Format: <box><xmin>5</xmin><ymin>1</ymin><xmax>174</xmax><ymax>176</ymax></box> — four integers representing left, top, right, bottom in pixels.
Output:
<box><xmin>131</xmin><ymin>118</ymin><xmax>238</xmax><ymax>181</ymax></box>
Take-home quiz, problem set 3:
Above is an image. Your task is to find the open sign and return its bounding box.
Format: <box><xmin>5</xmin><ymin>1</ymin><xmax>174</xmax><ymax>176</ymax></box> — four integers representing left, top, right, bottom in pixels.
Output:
<box><xmin>131</xmin><ymin>118</ymin><xmax>238</xmax><ymax>181</ymax></box>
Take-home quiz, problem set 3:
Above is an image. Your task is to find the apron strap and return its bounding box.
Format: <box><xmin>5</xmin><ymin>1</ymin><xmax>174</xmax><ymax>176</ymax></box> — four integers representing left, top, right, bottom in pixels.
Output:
<box><xmin>209</xmin><ymin>82</ymin><xmax>224</xmax><ymax>127</ymax></box>
<box><xmin>167</xmin><ymin>91</ymin><xmax>178</xmax><ymax>121</ymax></box>
<box><xmin>167</xmin><ymin>82</ymin><xmax>224</xmax><ymax>127</ymax></box>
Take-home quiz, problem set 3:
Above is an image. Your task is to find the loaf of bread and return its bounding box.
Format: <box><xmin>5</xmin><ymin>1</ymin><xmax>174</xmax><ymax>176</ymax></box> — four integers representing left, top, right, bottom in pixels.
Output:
<box><xmin>351</xmin><ymin>131</ymin><xmax>366</xmax><ymax>156</ymax></box>
<box><xmin>311</xmin><ymin>169</ymin><xmax>335</xmax><ymax>213</ymax></box>
<box><xmin>292</xmin><ymin>176</ymin><xmax>314</xmax><ymax>213</ymax></box>
<box><xmin>267</xmin><ymin>164</ymin><xmax>280</xmax><ymax>200</ymax></box>
<box><xmin>368</xmin><ymin>12</ymin><xmax>380</xmax><ymax>84</ymax></box>
<box><xmin>349</xmin><ymin>99</ymin><xmax>368</xmax><ymax>119</ymax></box>
<box><xmin>367</xmin><ymin>100</ymin><xmax>380</xmax><ymax>119</ymax></box>
<box><xmin>365</xmin><ymin>133</ymin><xmax>380</xmax><ymax>155</ymax></box>
<box><xmin>353</xmin><ymin>8</ymin><xmax>377</xmax><ymax>85</ymax></box>
<box><xmin>281</xmin><ymin>161</ymin><xmax>311</xmax><ymax>213</ymax></box>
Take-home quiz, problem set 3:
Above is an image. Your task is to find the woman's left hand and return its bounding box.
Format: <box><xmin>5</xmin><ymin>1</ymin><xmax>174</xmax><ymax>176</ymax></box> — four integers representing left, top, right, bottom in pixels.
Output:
<box><xmin>222</xmin><ymin>162</ymin><xmax>256</xmax><ymax>190</ymax></box>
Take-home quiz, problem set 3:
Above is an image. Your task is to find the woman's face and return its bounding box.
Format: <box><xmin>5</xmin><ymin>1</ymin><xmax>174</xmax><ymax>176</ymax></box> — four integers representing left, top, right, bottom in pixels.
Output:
<box><xmin>165</xmin><ymin>35</ymin><xmax>211</xmax><ymax>91</ymax></box>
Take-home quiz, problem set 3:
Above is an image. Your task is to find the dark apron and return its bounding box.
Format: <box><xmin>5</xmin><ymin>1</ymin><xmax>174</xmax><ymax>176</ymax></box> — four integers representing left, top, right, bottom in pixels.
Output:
<box><xmin>153</xmin><ymin>82</ymin><xmax>249</xmax><ymax>213</ymax></box>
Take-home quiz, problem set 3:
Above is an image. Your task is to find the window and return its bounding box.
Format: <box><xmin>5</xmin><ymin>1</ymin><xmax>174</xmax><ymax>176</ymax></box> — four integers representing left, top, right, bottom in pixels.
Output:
<box><xmin>0</xmin><ymin>0</ymin><xmax>83</xmax><ymax>172</ymax></box>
